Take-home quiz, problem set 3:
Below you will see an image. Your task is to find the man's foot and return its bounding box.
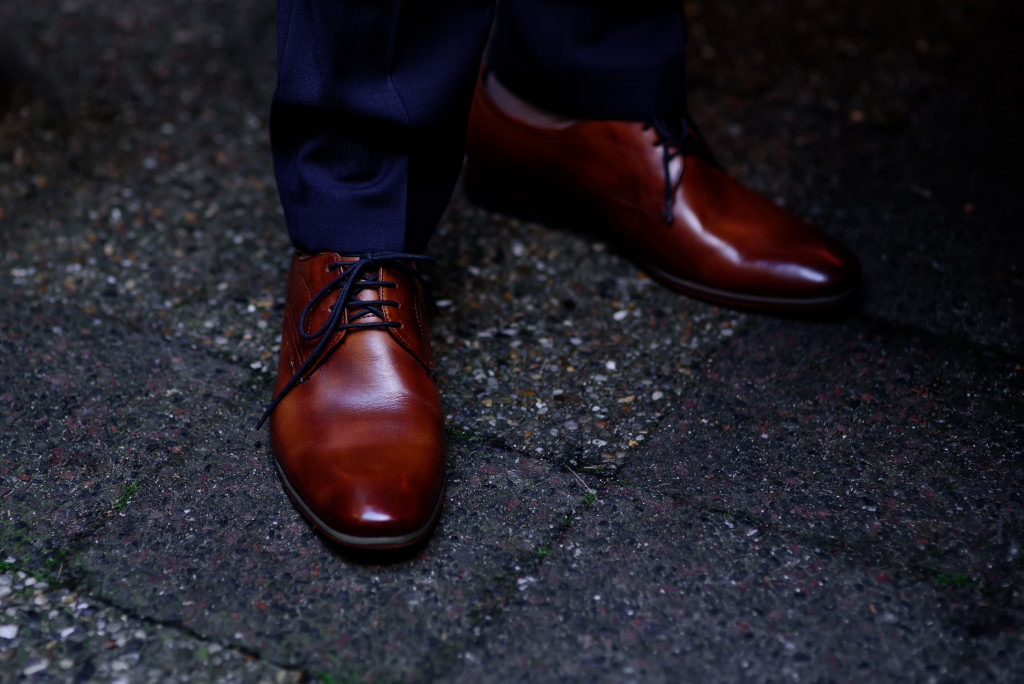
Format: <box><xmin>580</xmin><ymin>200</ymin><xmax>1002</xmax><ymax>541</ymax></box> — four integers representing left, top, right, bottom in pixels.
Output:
<box><xmin>465</xmin><ymin>76</ymin><xmax>861</xmax><ymax>311</ymax></box>
<box><xmin>259</xmin><ymin>251</ymin><xmax>445</xmax><ymax>549</ymax></box>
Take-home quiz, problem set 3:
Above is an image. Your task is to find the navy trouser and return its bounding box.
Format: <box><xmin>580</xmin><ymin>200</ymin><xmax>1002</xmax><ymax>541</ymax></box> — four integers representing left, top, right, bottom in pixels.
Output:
<box><xmin>270</xmin><ymin>1</ymin><xmax>688</xmax><ymax>254</ymax></box>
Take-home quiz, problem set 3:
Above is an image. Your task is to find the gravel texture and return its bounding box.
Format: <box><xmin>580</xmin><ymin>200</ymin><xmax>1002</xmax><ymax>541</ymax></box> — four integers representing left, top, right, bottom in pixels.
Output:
<box><xmin>1</xmin><ymin>0</ymin><xmax>1022</xmax><ymax>681</ymax></box>
<box><xmin>0</xmin><ymin>570</ymin><xmax>300</xmax><ymax>682</ymax></box>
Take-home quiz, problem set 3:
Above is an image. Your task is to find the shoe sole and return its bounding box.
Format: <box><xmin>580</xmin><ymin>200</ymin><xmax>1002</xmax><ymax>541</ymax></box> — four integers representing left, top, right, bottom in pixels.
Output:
<box><xmin>462</xmin><ymin>165</ymin><xmax>859</xmax><ymax>312</ymax></box>
<box><xmin>272</xmin><ymin>455</ymin><xmax>444</xmax><ymax>550</ymax></box>
<box><xmin>637</xmin><ymin>259</ymin><xmax>860</xmax><ymax>311</ymax></box>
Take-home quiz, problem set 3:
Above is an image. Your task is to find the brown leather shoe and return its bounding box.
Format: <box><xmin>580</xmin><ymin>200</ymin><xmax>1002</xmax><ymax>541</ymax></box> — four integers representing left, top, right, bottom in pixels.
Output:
<box><xmin>259</xmin><ymin>251</ymin><xmax>445</xmax><ymax>549</ymax></box>
<box><xmin>465</xmin><ymin>85</ymin><xmax>860</xmax><ymax>311</ymax></box>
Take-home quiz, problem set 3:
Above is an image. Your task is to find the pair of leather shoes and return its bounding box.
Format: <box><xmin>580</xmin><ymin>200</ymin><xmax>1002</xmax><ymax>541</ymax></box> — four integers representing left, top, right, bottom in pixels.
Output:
<box><xmin>267</xmin><ymin>87</ymin><xmax>861</xmax><ymax>549</ymax></box>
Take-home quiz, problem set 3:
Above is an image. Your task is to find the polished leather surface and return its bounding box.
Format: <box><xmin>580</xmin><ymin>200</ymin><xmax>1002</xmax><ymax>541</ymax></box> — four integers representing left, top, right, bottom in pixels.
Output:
<box><xmin>465</xmin><ymin>86</ymin><xmax>861</xmax><ymax>310</ymax></box>
<box><xmin>269</xmin><ymin>252</ymin><xmax>444</xmax><ymax>548</ymax></box>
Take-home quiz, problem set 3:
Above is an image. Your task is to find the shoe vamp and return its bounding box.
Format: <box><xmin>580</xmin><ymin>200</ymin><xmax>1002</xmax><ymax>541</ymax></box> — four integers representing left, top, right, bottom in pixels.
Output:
<box><xmin>269</xmin><ymin>338</ymin><xmax>444</xmax><ymax>531</ymax></box>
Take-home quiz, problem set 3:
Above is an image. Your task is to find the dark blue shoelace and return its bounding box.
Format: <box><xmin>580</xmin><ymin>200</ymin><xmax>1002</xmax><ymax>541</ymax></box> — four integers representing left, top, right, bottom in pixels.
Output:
<box><xmin>255</xmin><ymin>252</ymin><xmax>435</xmax><ymax>429</ymax></box>
<box><xmin>643</xmin><ymin>115</ymin><xmax>711</xmax><ymax>224</ymax></box>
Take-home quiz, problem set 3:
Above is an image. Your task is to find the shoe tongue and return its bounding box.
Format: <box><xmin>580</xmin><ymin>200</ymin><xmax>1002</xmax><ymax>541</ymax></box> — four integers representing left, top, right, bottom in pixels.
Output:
<box><xmin>297</xmin><ymin>255</ymin><xmax>384</xmax><ymax>336</ymax></box>
<box><xmin>345</xmin><ymin>271</ymin><xmax>386</xmax><ymax>325</ymax></box>
<box><xmin>334</xmin><ymin>257</ymin><xmax>385</xmax><ymax>327</ymax></box>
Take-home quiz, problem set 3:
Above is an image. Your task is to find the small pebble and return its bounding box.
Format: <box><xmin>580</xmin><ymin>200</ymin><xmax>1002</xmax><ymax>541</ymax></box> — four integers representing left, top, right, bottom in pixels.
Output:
<box><xmin>23</xmin><ymin>659</ymin><xmax>48</xmax><ymax>676</ymax></box>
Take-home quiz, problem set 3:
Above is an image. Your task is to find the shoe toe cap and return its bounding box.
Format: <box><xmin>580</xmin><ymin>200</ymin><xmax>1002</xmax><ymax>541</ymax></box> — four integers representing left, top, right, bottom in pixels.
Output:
<box><xmin>272</xmin><ymin>414</ymin><xmax>444</xmax><ymax>547</ymax></box>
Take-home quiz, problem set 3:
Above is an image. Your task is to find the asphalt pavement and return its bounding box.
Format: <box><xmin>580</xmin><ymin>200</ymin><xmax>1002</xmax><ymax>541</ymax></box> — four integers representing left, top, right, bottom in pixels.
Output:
<box><xmin>1</xmin><ymin>0</ymin><xmax>1022</xmax><ymax>681</ymax></box>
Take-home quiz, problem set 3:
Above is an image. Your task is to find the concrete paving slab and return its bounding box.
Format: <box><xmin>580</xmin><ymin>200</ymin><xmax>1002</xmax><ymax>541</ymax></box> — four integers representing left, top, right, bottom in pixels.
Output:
<box><xmin>0</xmin><ymin>294</ymin><xmax>257</xmax><ymax>575</ymax></box>
<box><xmin>0</xmin><ymin>0</ymin><xmax>286</xmax><ymax>378</ymax></box>
<box><xmin>634</xmin><ymin>315</ymin><xmax>1023</xmax><ymax>583</ymax></box>
<box><xmin>431</xmin><ymin>199</ymin><xmax>745</xmax><ymax>474</ymax></box>
<box><xmin>79</xmin><ymin>440</ymin><xmax>581</xmax><ymax>681</ymax></box>
<box><xmin>444</xmin><ymin>483</ymin><xmax>1016</xmax><ymax>683</ymax></box>
<box><xmin>441</xmin><ymin>317</ymin><xmax>1022</xmax><ymax>682</ymax></box>
<box><xmin>0</xmin><ymin>571</ymin><xmax>301</xmax><ymax>683</ymax></box>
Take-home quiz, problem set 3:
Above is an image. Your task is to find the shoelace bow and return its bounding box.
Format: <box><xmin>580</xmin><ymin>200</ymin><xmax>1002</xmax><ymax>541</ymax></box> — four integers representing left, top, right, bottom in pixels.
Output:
<box><xmin>255</xmin><ymin>252</ymin><xmax>435</xmax><ymax>429</ymax></box>
<box><xmin>643</xmin><ymin>115</ymin><xmax>716</xmax><ymax>224</ymax></box>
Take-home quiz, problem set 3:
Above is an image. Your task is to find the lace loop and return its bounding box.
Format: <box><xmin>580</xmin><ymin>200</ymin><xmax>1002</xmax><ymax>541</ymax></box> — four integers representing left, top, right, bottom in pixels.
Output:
<box><xmin>256</xmin><ymin>252</ymin><xmax>434</xmax><ymax>428</ymax></box>
<box><xmin>643</xmin><ymin>115</ymin><xmax>711</xmax><ymax>224</ymax></box>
